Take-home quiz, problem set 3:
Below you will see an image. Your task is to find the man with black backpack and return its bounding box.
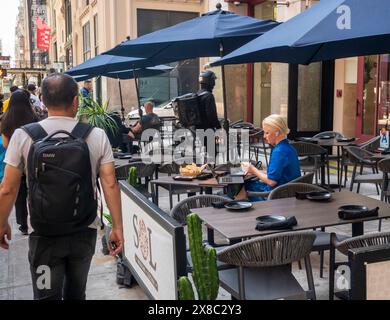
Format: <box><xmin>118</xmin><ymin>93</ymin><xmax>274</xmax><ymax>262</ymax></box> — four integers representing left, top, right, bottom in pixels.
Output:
<box><xmin>0</xmin><ymin>73</ymin><xmax>124</xmax><ymax>300</ymax></box>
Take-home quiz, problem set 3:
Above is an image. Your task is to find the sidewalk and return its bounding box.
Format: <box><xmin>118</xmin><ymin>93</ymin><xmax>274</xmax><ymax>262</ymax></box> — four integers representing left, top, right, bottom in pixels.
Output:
<box><xmin>0</xmin><ymin>208</ymin><xmax>148</xmax><ymax>300</ymax></box>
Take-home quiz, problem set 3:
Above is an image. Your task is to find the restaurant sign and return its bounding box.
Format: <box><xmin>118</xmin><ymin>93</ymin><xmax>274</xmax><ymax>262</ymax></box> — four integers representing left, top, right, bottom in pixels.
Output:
<box><xmin>120</xmin><ymin>183</ymin><xmax>186</xmax><ymax>300</ymax></box>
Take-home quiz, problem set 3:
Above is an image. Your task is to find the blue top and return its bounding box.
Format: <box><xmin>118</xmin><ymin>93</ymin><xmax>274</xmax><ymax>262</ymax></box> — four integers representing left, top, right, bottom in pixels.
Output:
<box><xmin>245</xmin><ymin>139</ymin><xmax>301</xmax><ymax>201</ymax></box>
<box><xmin>0</xmin><ymin>136</ymin><xmax>6</xmax><ymax>182</ymax></box>
<box><xmin>266</xmin><ymin>139</ymin><xmax>301</xmax><ymax>190</ymax></box>
<box><xmin>80</xmin><ymin>87</ymin><xmax>91</xmax><ymax>99</ymax></box>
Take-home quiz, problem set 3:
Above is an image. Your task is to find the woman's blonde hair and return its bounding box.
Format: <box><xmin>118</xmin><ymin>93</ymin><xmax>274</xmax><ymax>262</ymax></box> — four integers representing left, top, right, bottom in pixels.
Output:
<box><xmin>262</xmin><ymin>114</ymin><xmax>290</xmax><ymax>136</ymax></box>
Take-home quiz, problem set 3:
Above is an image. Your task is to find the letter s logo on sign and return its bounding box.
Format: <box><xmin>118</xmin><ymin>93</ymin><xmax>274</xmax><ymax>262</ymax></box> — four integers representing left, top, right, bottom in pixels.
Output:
<box><xmin>337</xmin><ymin>5</ymin><xmax>352</xmax><ymax>30</ymax></box>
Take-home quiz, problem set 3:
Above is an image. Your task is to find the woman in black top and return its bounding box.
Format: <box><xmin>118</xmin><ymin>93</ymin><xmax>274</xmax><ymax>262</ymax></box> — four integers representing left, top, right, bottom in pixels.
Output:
<box><xmin>0</xmin><ymin>90</ymin><xmax>38</xmax><ymax>234</ymax></box>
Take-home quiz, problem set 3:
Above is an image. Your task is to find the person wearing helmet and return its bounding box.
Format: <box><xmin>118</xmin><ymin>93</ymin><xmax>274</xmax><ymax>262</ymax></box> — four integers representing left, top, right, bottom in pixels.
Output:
<box><xmin>197</xmin><ymin>70</ymin><xmax>221</xmax><ymax>130</ymax></box>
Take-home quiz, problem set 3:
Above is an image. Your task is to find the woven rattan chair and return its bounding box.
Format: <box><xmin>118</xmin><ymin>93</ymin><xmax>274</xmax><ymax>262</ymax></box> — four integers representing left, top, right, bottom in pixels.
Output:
<box><xmin>291</xmin><ymin>142</ymin><xmax>330</xmax><ymax>185</ymax></box>
<box><xmin>340</xmin><ymin>136</ymin><xmax>381</xmax><ymax>188</ymax></box>
<box><xmin>267</xmin><ymin>181</ymin><xmax>324</xmax><ymax>200</ymax></box>
<box><xmin>217</xmin><ymin>231</ymin><xmax>316</xmax><ymax>300</ymax></box>
<box><xmin>329</xmin><ymin>232</ymin><xmax>390</xmax><ymax>300</ymax></box>
<box><xmin>170</xmin><ymin>195</ymin><xmax>232</xmax><ymax>272</ymax></box>
<box><xmin>115</xmin><ymin>162</ymin><xmax>156</xmax><ymax>198</ymax></box>
<box><xmin>378</xmin><ymin>158</ymin><xmax>390</xmax><ymax>231</ymax></box>
<box><xmin>343</xmin><ymin>146</ymin><xmax>382</xmax><ymax>194</ymax></box>
<box><xmin>170</xmin><ymin>194</ymin><xmax>230</xmax><ymax>225</ymax></box>
<box><xmin>246</xmin><ymin>171</ymin><xmax>315</xmax><ymax>200</ymax></box>
<box><xmin>268</xmin><ymin>183</ymin><xmax>349</xmax><ymax>278</ymax></box>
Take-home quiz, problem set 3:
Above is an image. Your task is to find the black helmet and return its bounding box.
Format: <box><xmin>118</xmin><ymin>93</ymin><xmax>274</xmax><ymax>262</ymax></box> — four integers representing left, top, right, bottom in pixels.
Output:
<box><xmin>199</xmin><ymin>70</ymin><xmax>217</xmax><ymax>87</ymax></box>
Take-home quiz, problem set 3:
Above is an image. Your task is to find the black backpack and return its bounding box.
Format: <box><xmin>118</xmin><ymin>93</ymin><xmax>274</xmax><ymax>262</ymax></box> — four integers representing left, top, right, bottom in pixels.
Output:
<box><xmin>22</xmin><ymin>122</ymin><xmax>99</xmax><ymax>236</ymax></box>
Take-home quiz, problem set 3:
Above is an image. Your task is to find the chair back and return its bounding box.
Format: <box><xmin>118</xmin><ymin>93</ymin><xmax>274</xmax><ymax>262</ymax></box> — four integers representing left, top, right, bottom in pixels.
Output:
<box><xmin>170</xmin><ymin>194</ymin><xmax>230</xmax><ymax>225</ymax></box>
<box><xmin>291</xmin><ymin>142</ymin><xmax>327</xmax><ymax>157</ymax></box>
<box><xmin>115</xmin><ymin>162</ymin><xmax>157</xmax><ymax>180</ymax></box>
<box><xmin>378</xmin><ymin>158</ymin><xmax>390</xmax><ymax>174</ymax></box>
<box><xmin>359</xmin><ymin>136</ymin><xmax>380</xmax><ymax>151</ymax></box>
<box><xmin>313</xmin><ymin>131</ymin><xmax>344</xmax><ymax>139</ymax></box>
<box><xmin>217</xmin><ymin>231</ymin><xmax>316</xmax><ymax>268</ymax></box>
<box><xmin>268</xmin><ymin>183</ymin><xmax>326</xmax><ymax>200</ymax></box>
<box><xmin>336</xmin><ymin>232</ymin><xmax>390</xmax><ymax>256</ymax></box>
<box><xmin>291</xmin><ymin>173</ymin><xmax>315</xmax><ymax>184</ymax></box>
<box><xmin>344</xmin><ymin>146</ymin><xmax>375</xmax><ymax>165</ymax></box>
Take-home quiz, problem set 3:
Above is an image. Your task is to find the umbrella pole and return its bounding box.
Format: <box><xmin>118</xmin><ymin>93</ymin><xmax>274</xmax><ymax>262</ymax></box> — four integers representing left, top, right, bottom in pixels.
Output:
<box><xmin>220</xmin><ymin>43</ymin><xmax>230</xmax><ymax>162</ymax></box>
<box><xmin>118</xmin><ymin>78</ymin><xmax>125</xmax><ymax>123</ymax></box>
<box><xmin>132</xmin><ymin>68</ymin><xmax>143</xmax><ymax>118</ymax></box>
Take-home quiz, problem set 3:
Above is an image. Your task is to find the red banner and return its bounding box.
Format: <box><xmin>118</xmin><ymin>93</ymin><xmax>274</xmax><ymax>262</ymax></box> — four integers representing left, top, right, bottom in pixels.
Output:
<box><xmin>36</xmin><ymin>17</ymin><xmax>51</xmax><ymax>51</ymax></box>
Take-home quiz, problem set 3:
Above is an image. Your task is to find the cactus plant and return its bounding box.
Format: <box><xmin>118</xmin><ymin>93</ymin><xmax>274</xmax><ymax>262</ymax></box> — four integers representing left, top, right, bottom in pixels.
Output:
<box><xmin>177</xmin><ymin>213</ymin><xmax>219</xmax><ymax>300</ymax></box>
<box><xmin>127</xmin><ymin>167</ymin><xmax>138</xmax><ymax>187</ymax></box>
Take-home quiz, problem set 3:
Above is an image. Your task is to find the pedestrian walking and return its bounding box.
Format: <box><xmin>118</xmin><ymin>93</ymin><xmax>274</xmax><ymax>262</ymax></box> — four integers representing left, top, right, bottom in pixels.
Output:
<box><xmin>0</xmin><ymin>74</ymin><xmax>124</xmax><ymax>300</ymax></box>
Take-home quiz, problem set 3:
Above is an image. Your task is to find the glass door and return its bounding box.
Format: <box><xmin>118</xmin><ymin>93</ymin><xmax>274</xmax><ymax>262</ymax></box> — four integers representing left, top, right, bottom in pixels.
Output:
<box><xmin>356</xmin><ymin>55</ymin><xmax>390</xmax><ymax>141</ymax></box>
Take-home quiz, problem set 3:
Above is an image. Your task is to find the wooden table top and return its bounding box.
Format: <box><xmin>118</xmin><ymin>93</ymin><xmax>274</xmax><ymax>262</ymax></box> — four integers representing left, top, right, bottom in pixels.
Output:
<box><xmin>296</xmin><ymin>138</ymin><xmax>357</xmax><ymax>147</ymax></box>
<box><xmin>151</xmin><ymin>175</ymin><xmax>227</xmax><ymax>188</ymax></box>
<box><xmin>192</xmin><ymin>190</ymin><xmax>390</xmax><ymax>242</ymax></box>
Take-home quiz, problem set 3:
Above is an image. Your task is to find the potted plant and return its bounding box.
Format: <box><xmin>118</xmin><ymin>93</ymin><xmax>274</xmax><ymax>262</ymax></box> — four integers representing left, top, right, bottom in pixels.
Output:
<box><xmin>78</xmin><ymin>96</ymin><xmax>119</xmax><ymax>136</ymax></box>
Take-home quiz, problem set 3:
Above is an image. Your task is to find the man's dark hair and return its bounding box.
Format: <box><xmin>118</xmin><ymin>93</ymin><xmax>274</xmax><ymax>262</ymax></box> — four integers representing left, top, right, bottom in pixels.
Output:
<box><xmin>41</xmin><ymin>73</ymin><xmax>79</xmax><ymax>109</ymax></box>
<box><xmin>10</xmin><ymin>86</ymin><xmax>19</xmax><ymax>93</ymax></box>
<box><xmin>27</xmin><ymin>83</ymin><xmax>37</xmax><ymax>92</ymax></box>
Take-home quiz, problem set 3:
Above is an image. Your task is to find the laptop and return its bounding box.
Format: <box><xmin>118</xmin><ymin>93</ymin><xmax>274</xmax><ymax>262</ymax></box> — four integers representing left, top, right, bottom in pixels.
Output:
<box><xmin>207</xmin><ymin>165</ymin><xmax>245</xmax><ymax>185</ymax></box>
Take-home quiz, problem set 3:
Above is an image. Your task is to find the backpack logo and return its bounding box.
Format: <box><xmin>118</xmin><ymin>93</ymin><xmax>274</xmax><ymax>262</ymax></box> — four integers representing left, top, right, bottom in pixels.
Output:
<box><xmin>43</xmin><ymin>153</ymin><xmax>56</xmax><ymax>158</ymax></box>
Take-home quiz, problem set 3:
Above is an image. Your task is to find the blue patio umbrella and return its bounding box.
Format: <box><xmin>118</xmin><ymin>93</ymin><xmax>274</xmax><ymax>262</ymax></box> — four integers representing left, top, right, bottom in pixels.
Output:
<box><xmin>70</xmin><ymin>65</ymin><xmax>173</xmax><ymax>81</ymax></box>
<box><xmin>211</xmin><ymin>0</ymin><xmax>390</xmax><ymax>66</ymax></box>
<box><xmin>105</xmin><ymin>5</ymin><xmax>279</xmax><ymax>128</ymax></box>
<box><xmin>65</xmin><ymin>54</ymin><xmax>148</xmax><ymax>76</ymax></box>
<box><xmin>66</xmin><ymin>55</ymin><xmax>173</xmax><ymax>120</ymax></box>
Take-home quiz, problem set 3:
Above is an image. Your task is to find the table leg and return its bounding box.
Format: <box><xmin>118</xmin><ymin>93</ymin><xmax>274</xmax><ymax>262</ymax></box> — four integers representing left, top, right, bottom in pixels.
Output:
<box><xmin>320</xmin><ymin>154</ymin><xmax>326</xmax><ymax>187</ymax></box>
<box><xmin>337</xmin><ymin>146</ymin><xmax>341</xmax><ymax>189</ymax></box>
<box><xmin>352</xmin><ymin>222</ymin><xmax>364</xmax><ymax>237</ymax></box>
<box><xmin>207</xmin><ymin>227</ymin><xmax>215</xmax><ymax>246</ymax></box>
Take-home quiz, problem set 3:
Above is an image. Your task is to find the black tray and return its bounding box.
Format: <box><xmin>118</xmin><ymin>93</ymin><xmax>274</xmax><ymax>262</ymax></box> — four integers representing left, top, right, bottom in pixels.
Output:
<box><xmin>337</xmin><ymin>137</ymin><xmax>356</xmax><ymax>143</ymax></box>
<box><xmin>306</xmin><ymin>191</ymin><xmax>332</xmax><ymax>201</ymax></box>
<box><xmin>338</xmin><ymin>205</ymin><xmax>378</xmax><ymax>220</ymax></box>
<box><xmin>196</xmin><ymin>173</ymin><xmax>213</xmax><ymax>180</ymax></box>
<box><xmin>225</xmin><ymin>201</ymin><xmax>253</xmax><ymax>211</ymax></box>
<box><xmin>256</xmin><ymin>215</ymin><xmax>287</xmax><ymax>223</ymax></box>
<box><xmin>173</xmin><ymin>176</ymin><xmax>194</xmax><ymax>181</ymax></box>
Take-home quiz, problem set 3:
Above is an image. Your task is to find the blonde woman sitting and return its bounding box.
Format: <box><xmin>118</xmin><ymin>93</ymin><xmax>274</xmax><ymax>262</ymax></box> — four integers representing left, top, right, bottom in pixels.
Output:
<box><xmin>238</xmin><ymin>114</ymin><xmax>301</xmax><ymax>201</ymax></box>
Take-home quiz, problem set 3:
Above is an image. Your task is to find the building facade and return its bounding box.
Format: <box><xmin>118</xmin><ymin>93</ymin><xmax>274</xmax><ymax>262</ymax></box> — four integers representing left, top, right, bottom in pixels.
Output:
<box><xmin>42</xmin><ymin>0</ymin><xmax>389</xmax><ymax>141</ymax></box>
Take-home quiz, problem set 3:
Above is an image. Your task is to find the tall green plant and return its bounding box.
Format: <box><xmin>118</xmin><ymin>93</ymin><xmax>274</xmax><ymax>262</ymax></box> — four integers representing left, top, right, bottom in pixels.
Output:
<box><xmin>78</xmin><ymin>96</ymin><xmax>119</xmax><ymax>136</ymax></box>
<box><xmin>178</xmin><ymin>213</ymin><xmax>219</xmax><ymax>300</ymax></box>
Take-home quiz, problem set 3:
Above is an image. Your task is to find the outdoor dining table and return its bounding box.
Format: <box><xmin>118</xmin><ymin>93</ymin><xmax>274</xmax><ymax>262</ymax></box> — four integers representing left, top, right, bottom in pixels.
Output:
<box><xmin>150</xmin><ymin>175</ymin><xmax>229</xmax><ymax>208</ymax></box>
<box><xmin>191</xmin><ymin>190</ymin><xmax>390</xmax><ymax>244</ymax></box>
<box><xmin>297</xmin><ymin>137</ymin><xmax>357</xmax><ymax>189</ymax></box>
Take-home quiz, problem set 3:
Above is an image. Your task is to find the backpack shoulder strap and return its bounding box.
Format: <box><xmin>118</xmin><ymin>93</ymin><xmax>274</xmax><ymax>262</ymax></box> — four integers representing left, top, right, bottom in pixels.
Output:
<box><xmin>71</xmin><ymin>122</ymin><xmax>94</xmax><ymax>140</ymax></box>
<box><xmin>22</xmin><ymin>123</ymin><xmax>48</xmax><ymax>142</ymax></box>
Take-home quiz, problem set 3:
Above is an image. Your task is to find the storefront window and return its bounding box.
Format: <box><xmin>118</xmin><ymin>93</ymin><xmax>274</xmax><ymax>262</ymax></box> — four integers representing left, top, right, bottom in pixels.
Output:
<box><xmin>378</xmin><ymin>54</ymin><xmax>390</xmax><ymax>130</ymax></box>
<box><xmin>297</xmin><ymin>63</ymin><xmax>321</xmax><ymax>132</ymax></box>
<box><xmin>362</xmin><ymin>55</ymin><xmax>378</xmax><ymax>135</ymax></box>
<box><xmin>137</xmin><ymin>9</ymin><xmax>199</xmax><ymax>106</ymax></box>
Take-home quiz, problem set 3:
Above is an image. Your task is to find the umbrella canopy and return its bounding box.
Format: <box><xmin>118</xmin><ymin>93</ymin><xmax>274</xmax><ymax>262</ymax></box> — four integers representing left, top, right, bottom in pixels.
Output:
<box><xmin>105</xmin><ymin>8</ymin><xmax>279</xmax><ymax>66</ymax></box>
<box><xmin>70</xmin><ymin>65</ymin><xmax>173</xmax><ymax>82</ymax></box>
<box><xmin>65</xmin><ymin>54</ymin><xmax>148</xmax><ymax>76</ymax></box>
<box><xmin>212</xmin><ymin>0</ymin><xmax>390</xmax><ymax>66</ymax></box>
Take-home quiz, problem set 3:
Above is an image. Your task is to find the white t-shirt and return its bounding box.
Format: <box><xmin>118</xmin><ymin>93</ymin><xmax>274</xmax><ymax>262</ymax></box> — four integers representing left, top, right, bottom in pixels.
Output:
<box><xmin>4</xmin><ymin>116</ymin><xmax>115</xmax><ymax>229</ymax></box>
